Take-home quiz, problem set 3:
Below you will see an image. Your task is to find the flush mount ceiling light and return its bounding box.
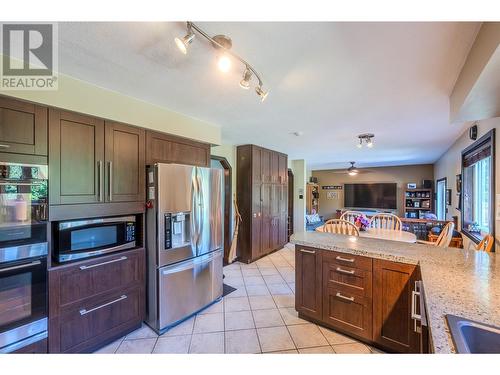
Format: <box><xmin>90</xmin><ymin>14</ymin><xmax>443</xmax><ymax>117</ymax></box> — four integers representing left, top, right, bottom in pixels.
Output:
<box><xmin>347</xmin><ymin>161</ymin><xmax>359</xmax><ymax>176</ymax></box>
<box><xmin>357</xmin><ymin>133</ymin><xmax>375</xmax><ymax>148</ymax></box>
<box><xmin>174</xmin><ymin>22</ymin><xmax>268</xmax><ymax>102</ymax></box>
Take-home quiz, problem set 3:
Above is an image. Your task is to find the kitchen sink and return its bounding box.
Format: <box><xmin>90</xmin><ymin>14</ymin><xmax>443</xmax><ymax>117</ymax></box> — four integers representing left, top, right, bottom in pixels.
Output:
<box><xmin>446</xmin><ymin>314</ymin><xmax>500</xmax><ymax>353</ymax></box>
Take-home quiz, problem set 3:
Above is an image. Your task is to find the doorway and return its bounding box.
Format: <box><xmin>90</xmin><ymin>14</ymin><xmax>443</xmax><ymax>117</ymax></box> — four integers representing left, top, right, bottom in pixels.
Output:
<box><xmin>436</xmin><ymin>177</ymin><xmax>447</xmax><ymax>220</ymax></box>
<box><xmin>288</xmin><ymin>169</ymin><xmax>294</xmax><ymax>241</ymax></box>
<box><xmin>211</xmin><ymin>156</ymin><xmax>232</xmax><ymax>264</ymax></box>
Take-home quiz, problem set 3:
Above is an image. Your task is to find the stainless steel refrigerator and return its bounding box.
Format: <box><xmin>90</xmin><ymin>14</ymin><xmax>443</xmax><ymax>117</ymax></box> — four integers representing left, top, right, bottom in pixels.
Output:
<box><xmin>145</xmin><ymin>163</ymin><xmax>224</xmax><ymax>333</ymax></box>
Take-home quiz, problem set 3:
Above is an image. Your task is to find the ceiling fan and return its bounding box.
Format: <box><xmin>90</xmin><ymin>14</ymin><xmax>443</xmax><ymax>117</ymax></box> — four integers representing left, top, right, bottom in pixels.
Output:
<box><xmin>330</xmin><ymin>161</ymin><xmax>373</xmax><ymax>175</ymax></box>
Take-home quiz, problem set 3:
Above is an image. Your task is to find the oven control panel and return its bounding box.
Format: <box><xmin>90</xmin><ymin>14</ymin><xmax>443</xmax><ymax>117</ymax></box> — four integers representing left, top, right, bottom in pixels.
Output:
<box><xmin>126</xmin><ymin>222</ymin><xmax>136</xmax><ymax>242</ymax></box>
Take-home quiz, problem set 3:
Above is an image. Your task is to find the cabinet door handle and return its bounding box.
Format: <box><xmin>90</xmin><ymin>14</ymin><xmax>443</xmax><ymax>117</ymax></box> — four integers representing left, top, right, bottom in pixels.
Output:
<box><xmin>0</xmin><ymin>260</ymin><xmax>41</xmax><ymax>273</ymax></box>
<box><xmin>0</xmin><ymin>144</ymin><xmax>11</xmax><ymax>148</ymax></box>
<box><xmin>335</xmin><ymin>292</ymin><xmax>355</xmax><ymax>302</ymax></box>
<box><xmin>79</xmin><ymin>294</ymin><xmax>127</xmax><ymax>316</ymax></box>
<box><xmin>108</xmin><ymin>161</ymin><xmax>113</xmax><ymax>201</ymax></box>
<box><xmin>336</xmin><ymin>267</ymin><xmax>355</xmax><ymax>275</ymax></box>
<box><xmin>98</xmin><ymin>160</ymin><xmax>103</xmax><ymax>202</ymax></box>
<box><xmin>335</xmin><ymin>255</ymin><xmax>355</xmax><ymax>263</ymax></box>
<box><xmin>300</xmin><ymin>249</ymin><xmax>315</xmax><ymax>254</ymax></box>
<box><xmin>260</xmin><ymin>183</ymin><xmax>263</xmax><ymax>202</ymax></box>
<box><xmin>79</xmin><ymin>256</ymin><xmax>127</xmax><ymax>270</ymax></box>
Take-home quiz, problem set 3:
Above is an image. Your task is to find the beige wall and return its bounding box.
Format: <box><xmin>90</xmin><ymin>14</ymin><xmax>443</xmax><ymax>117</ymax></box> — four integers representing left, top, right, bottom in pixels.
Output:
<box><xmin>292</xmin><ymin>160</ymin><xmax>307</xmax><ymax>233</ymax></box>
<box><xmin>434</xmin><ymin>117</ymin><xmax>500</xmax><ymax>249</ymax></box>
<box><xmin>312</xmin><ymin>165</ymin><xmax>434</xmax><ymax>219</ymax></box>
<box><xmin>0</xmin><ymin>68</ymin><xmax>221</xmax><ymax>145</ymax></box>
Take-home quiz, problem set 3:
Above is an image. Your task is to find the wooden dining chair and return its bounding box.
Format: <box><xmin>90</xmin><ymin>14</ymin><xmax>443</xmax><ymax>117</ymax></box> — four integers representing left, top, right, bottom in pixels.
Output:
<box><xmin>417</xmin><ymin>222</ymin><xmax>455</xmax><ymax>248</ymax></box>
<box><xmin>340</xmin><ymin>210</ymin><xmax>364</xmax><ymax>224</ymax></box>
<box><xmin>322</xmin><ymin>219</ymin><xmax>360</xmax><ymax>236</ymax></box>
<box><xmin>475</xmin><ymin>234</ymin><xmax>494</xmax><ymax>252</ymax></box>
<box><xmin>369</xmin><ymin>213</ymin><xmax>402</xmax><ymax>231</ymax></box>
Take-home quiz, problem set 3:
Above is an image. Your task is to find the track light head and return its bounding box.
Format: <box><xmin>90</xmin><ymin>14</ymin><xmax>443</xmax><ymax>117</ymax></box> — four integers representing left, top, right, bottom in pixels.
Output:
<box><xmin>255</xmin><ymin>86</ymin><xmax>269</xmax><ymax>102</ymax></box>
<box><xmin>217</xmin><ymin>54</ymin><xmax>232</xmax><ymax>73</ymax></box>
<box><xmin>239</xmin><ymin>68</ymin><xmax>252</xmax><ymax>89</ymax></box>
<box><xmin>175</xmin><ymin>28</ymin><xmax>195</xmax><ymax>55</ymax></box>
<box><xmin>357</xmin><ymin>139</ymin><xmax>363</xmax><ymax>148</ymax></box>
<box><xmin>347</xmin><ymin>161</ymin><xmax>359</xmax><ymax>176</ymax></box>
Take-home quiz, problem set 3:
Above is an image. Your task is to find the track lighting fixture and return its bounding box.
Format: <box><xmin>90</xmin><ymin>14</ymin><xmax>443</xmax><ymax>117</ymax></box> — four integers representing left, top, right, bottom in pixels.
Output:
<box><xmin>239</xmin><ymin>68</ymin><xmax>252</xmax><ymax>89</ymax></box>
<box><xmin>217</xmin><ymin>54</ymin><xmax>232</xmax><ymax>73</ymax></box>
<box><xmin>174</xmin><ymin>22</ymin><xmax>268</xmax><ymax>102</ymax></box>
<box><xmin>255</xmin><ymin>85</ymin><xmax>269</xmax><ymax>102</ymax></box>
<box><xmin>174</xmin><ymin>24</ymin><xmax>195</xmax><ymax>55</ymax></box>
<box><xmin>356</xmin><ymin>133</ymin><xmax>375</xmax><ymax>148</ymax></box>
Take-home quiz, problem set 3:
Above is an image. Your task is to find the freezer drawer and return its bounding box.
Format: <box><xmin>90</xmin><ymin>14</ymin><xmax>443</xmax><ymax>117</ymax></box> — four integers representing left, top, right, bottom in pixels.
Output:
<box><xmin>158</xmin><ymin>249</ymin><xmax>223</xmax><ymax>330</ymax></box>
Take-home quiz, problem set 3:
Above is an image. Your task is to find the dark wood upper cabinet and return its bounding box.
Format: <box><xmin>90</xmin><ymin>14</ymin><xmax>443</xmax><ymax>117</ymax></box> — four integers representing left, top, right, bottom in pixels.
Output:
<box><xmin>295</xmin><ymin>246</ymin><xmax>322</xmax><ymax>320</ymax></box>
<box><xmin>49</xmin><ymin>109</ymin><xmax>105</xmax><ymax>205</ymax></box>
<box><xmin>0</xmin><ymin>96</ymin><xmax>47</xmax><ymax>156</ymax></box>
<box><xmin>372</xmin><ymin>259</ymin><xmax>420</xmax><ymax>353</ymax></box>
<box><xmin>146</xmin><ymin>130</ymin><xmax>210</xmax><ymax>167</ymax></box>
<box><xmin>237</xmin><ymin>145</ymin><xmax>288</xmax><ymax>263</ymax></box>
<box><xmin>49</xmin><ymin>110</ymin><xmax>147</xmax><ymax>206</ymax></box>
<box><xmin>105</xmin><ymin>121</ymin><xmax>145</xmax><ymax>203</ymax></box>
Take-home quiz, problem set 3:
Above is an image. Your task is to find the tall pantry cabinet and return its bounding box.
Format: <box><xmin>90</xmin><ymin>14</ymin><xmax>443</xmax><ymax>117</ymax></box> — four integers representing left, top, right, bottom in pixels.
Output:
<box><xmin>237</xmin><ymin>145</ymin><xmax>288</xmax><ymax>263</ymax></box>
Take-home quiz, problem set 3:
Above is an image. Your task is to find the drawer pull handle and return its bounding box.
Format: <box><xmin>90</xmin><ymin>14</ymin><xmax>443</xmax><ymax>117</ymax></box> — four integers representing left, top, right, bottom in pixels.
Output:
<box><xmin>335</xmin><ymin>292</ymin><xmax>355</xmax><ymax>302</ymax></box>
<box><xmin>336</xmin><ymin>267</ymin><xmax>355</xmax><ymax>275</ymax></box>
<box><xmin>0</xmin><ymin>144</ymin><xmax>11</xmax><ymax>148</ymax></box>
<box><xmin>335</xmin><ymin>256</ymin><xmax>355</xmax><ymax>263</ymax></box>
<box><xmin>79</xmin><ymin>295</ymin><xmax>127</xmax><ymax>316</ymax></box>
<box><xmin>79</xmin><ymin>256</ymin><xmax>127</xmax><ymax>270</ymax></box>
<box><xmin>0</xmin><ymin>260</ymin><xmax>41</xmax><ymax>273</ymax></box>
<box><xmin>300</xmin><ymin>249</ymin><xmax>316</xmax><ymax>254</ymax></box>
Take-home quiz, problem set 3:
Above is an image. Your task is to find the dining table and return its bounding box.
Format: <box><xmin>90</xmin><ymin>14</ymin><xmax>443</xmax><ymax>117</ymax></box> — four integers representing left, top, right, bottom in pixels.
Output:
<box><xmin>315</xmin><ymin>225</ymin><xmax>417</xmax><ymax>243</ymax></box>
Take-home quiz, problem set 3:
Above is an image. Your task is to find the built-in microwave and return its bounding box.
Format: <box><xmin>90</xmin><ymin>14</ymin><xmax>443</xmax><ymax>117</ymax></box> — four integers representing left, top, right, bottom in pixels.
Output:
<box><xmin>53</xmin><ymin>215</ymin><xmax>136</xmax><ymax>263</ymax></box>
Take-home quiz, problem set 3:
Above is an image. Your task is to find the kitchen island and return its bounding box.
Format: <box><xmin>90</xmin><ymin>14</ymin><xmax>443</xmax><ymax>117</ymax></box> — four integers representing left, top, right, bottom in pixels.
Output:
<box><xmin>290</xmin><ymin>231</ymin><xmax>500</xmax><ymax>353</ymax></box>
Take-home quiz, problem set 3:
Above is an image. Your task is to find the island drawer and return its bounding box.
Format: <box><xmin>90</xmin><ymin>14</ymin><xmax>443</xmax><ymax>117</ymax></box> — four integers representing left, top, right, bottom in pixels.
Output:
<box><xmin>324</xmin><ymin>250</ymin><xmax>373</xmax><ymax>271</ymax></box>
<box><xmin>323</xmin><ymin>261</ymin><xmax>372</xmax><ymax>298</ymax></box>
<box><xmin>322</xmin><ymin>286</ymin><xmax>373</xmax><ymax>341</ymax></box>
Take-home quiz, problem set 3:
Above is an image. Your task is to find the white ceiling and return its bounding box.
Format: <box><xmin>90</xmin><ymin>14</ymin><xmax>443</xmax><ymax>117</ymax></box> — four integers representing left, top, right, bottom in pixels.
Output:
<box><xmin>57</xmin><ymin>22</ymin><xmax>480</xmax><ymax>170</ymax></box>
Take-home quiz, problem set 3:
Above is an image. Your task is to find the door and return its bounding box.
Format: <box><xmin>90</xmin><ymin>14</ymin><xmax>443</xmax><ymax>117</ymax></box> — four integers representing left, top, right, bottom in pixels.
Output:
<box><xmin>251</xmin><ymin>183</ymin><xmax>262</xmax><ymax>259</ymax></box>
<box><xmin>260</xmin><ymin>149</ymin><xmax>271</xmax><ymax>184</ymax></box>
<box><xmin>436</xmin><ymin>178</ymin><xmax>447</xmax><ymax>220</ymax></box>
<box><xmin>104</xmin><ymin>121</ymin><xmax>145</xmax><ymax>203</ymax></box>
<box><xmin>155</xmin><ymin>164</ymin><xmax>196</xmax><ymax>266</ymax></box>
<box><xmin>373</xmin><ymin>259</ymin><xmax>420</xmax><ymax>353</ymax></box>
<box><xmin>196</xmin><ymin>167</ymin><xmax>223</xmax><ymax>256</ymax></box>
<box><xmin>260</xmin><ymin>183</ymin><xmax>273</xmax><ymax>255</ymax></box>
<box><xmin>158</xmin><ymin>249</ymin><xmax>222</xmax><ymax>330</ymax></box>
<box><xmin>295</xmin><ymin>247</ymin><xmax>322</xmax><ymax>320</ymax></box>
<box><xmin>0</xmin><ymin>97</ymin><xmax>47</xmax><ymax>156</ymax></box>
<box><xmin>49</xmin><ymin>109</ymin><xmax>105</xmax><ymax>205</ymax></box>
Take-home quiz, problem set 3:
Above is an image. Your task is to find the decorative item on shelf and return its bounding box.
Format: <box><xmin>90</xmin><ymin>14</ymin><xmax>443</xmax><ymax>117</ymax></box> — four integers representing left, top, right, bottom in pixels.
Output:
<box><xmin>414</xmin><ymin>201</ymin><xmax>420</xmax><ymax>208</ymax></box>
<box><xmin>407</xmin><ymin>183</ymin><xmax>417</xmax><ymax>189</ymax></box>
<box><xmin>421</xmin><ymin>200</ymin><xmax>430</xmax><ymax>209</ymax></box>
<box><xmin>353</xmin><ymin>214</ymin><xmax>370</xmax><ymax>231</ymax></box>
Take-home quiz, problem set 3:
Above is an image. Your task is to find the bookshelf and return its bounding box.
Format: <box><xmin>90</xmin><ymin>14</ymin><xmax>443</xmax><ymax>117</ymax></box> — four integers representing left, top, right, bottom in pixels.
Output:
<box><xmin>404</xmin><ymin>188</ymin><xmax>433</xmax><ymax>219</ymax></box>
<box><xmin>306</xmin><ymin>183</ymin><xmax>319</xmax><ymax>214</ymax></box>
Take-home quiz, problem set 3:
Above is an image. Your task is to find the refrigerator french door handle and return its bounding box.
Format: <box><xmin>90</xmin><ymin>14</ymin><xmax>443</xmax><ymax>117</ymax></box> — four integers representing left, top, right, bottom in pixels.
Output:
<box><xmin>191</xmin><ymin>171</ymin><xmax>200</xmax><ymax>253</ymax></box>
<box><xmin>196</xmin><ymin>169</ymin><xmax>206</xmax><ymax>254</ymax></box>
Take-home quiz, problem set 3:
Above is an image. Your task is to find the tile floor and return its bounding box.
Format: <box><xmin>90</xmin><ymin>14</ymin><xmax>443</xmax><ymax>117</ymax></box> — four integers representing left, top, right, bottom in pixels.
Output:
<box><xmin>95</xmin><ymin>245</ymin><xmax>382</xmax><ymax>354</ymax></box>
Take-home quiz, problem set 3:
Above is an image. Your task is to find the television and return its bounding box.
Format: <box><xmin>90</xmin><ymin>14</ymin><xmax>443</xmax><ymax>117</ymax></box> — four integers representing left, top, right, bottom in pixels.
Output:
<box><xmin>344</xmin><ymin>183</ymin><xmax>397</xmax><ymax>210</ymax></box>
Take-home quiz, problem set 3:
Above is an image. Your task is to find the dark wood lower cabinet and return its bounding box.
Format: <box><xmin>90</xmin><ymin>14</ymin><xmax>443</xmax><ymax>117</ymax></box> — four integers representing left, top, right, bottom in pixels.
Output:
<box><xmin>372</xmin><ymin>259</ymin><xmax>420</xmax><ymax>353</ymax></box>
<box><xmin>48</xmin><ymin>248</ymin><xmax>145</xmax><ymax>353</ymax></box>
<box><xmin>295</xmin><ymin>247</ymin><xmax>322</xmax><ymax>320</ymax></box>
<box><xmin>12</xmin><ymin>338</ymin><xmax>48</xmax><ymax>354</ymax></box>
<box><xmin>295</xmin><ymin>246</ymin><xmax>425</xmax><ymax>353</ymax></box>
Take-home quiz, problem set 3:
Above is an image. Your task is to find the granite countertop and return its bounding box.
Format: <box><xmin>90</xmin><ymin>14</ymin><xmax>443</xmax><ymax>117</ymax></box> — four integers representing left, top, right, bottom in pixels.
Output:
<box><xmin>290</xmin><ymin>231</ymin><xmax>500</xmax><ymax>354</ymax></box>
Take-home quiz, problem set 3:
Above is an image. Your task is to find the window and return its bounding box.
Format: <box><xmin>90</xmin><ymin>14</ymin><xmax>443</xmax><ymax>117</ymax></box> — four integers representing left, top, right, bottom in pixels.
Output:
<box><xmin>436</xmin><ymin>178</ymin><xmax>447</xmax><ymax>221</ymax></box>
<box><xmin>461</xmin><ymin>129</ymin><xmax>495</xmax><ymax>243</ymax></box>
